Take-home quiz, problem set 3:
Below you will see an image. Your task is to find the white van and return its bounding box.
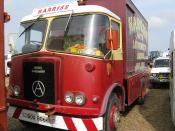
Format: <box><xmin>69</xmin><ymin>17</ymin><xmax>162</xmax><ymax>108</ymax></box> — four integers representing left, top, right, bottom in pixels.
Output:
<box><xmin>150</xmin><ymin>57</ymin><xmax>170</xmax><ymax>84</ymax></box>
<box><xmin>169</xmin><ymin>30</ymin><xmax>175</xmax><ymax>126</ymax></box>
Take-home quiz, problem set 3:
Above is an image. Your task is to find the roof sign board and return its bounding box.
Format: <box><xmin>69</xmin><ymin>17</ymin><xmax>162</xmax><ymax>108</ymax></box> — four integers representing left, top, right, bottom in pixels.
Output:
<box><xmin>32</xmin><ymin>1</ymin><xmax>78</xmax><ymax>16</ymax></box>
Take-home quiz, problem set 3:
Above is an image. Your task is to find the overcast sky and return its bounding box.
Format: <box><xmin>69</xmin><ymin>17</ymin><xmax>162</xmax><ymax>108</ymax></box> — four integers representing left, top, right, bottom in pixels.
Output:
<box><xmin>132</xmin><ymin>0</ymin><xmax>175</xmax><ymax>52</ymax></box>
<box><xmin>4</xmin><ymin>0</ymin><xmax>175</xmax><ymax>54</ymax></box>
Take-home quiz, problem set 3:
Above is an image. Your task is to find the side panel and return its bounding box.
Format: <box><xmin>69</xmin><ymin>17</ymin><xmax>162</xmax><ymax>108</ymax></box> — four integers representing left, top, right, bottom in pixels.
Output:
<box><xmin>125</xmin><ymin>2</ymin><xmax>148</xmax><ymax>104</ymax></box>
<box><xmin>126</xmin><ymin>6</ymin><xmax>135</xmax><ymax>74</ymax></box>
<box><xmin>126</xmin><ymin>73</ymin><xmax>149</xmax><ymax>105</ymax></box>
<box><xmin>126</xmin><ymin>2</ymin><xmax>148</xmax><ymax>77</ymax></box>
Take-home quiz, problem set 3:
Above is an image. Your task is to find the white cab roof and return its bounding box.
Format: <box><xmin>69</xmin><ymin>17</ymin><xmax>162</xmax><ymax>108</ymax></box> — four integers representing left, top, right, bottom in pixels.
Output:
<box><xmin>21</xmin><ymin>5</ymin><xmax>120</xmax><ymax>22</ymax></box>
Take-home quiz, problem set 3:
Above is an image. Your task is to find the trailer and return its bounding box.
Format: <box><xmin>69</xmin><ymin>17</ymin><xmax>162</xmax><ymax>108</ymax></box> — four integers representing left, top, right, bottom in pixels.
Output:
<box><xmin>7</xmin><ymin>0</ymin><xmax>149</xmax><ymax>130</ymax></box>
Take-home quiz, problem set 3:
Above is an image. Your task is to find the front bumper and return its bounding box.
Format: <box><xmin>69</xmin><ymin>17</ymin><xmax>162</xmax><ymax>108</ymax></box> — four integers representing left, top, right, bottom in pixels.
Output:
<box><xmin>8</xmin><ymin>105</ymin><xmax>103</xmax><ymax>131</ymax></box>
<box><xmin>7</xmin><ymin>98</ymin><xmax>100</xmax><ymax>117</ymax></box>
<box><xmin>150</xmin><ymin>76</ymin><xmax>169</xmax><ymax>83</ymax></box>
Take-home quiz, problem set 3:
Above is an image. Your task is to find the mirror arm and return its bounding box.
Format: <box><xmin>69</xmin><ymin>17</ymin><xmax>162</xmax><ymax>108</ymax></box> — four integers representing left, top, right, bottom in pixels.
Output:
<box><xmin>104</xmin><ymin>50</ymin><xmax>112</xmax><ymax>60</ymax></box>
<box><xmin>110</xmin><ymin>39</ymin><xmax>114</xmax><ymax>50</ymax></box>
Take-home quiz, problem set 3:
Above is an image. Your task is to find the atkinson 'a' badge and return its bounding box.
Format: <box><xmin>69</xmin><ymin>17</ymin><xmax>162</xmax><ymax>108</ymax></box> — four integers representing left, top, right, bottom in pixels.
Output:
<box><xmin>32</xmin><ymin>81</ymin><xmax>46</xmax><ymax>97</ymax></box>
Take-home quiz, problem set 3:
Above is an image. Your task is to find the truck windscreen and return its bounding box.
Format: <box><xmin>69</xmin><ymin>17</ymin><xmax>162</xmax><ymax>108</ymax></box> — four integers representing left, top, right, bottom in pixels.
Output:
<box><xmin>154</xmin><ymin>59</ymin><xmax>169</xmax><ymax>68</ymax></box>
<box><xmin>47</xmin><ymin>14</ymin><xmax>110</xmax><ymax>58</ymax></box>
<box><xmin>14</xmin><ymin>20</ymin><xmax>47</xmax><ymax>55</ymax></box>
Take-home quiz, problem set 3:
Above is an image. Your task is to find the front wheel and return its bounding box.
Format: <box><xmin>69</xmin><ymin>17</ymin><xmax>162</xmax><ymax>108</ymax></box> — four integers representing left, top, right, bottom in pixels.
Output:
<box><xmin>104</xmin><ymin>94</ymin><xmax>120</xmax><ymax>131</ymax></box>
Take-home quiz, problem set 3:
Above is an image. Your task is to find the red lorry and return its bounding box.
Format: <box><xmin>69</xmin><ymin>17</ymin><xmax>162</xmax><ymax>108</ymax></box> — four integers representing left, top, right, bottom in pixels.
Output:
<box><xmin>7</xmin><ymin>0</ymin><xmax>149</xmax><ymax>130</ymax></box>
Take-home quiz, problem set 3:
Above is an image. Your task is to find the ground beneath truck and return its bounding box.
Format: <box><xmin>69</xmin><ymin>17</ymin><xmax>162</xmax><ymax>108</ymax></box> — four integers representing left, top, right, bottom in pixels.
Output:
<box><xmin>8</xmin><ymin>83</ymin><xmax>175</xmax><ymax>131</ymax></box>
<box><xmin>118</xmin><ymin>86</ymin><xmax>175</xmax><ymax>131</ymax></box>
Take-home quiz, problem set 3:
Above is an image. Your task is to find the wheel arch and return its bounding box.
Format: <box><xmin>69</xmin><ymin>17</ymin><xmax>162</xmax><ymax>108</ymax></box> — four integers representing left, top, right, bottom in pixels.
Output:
<box><xmin>100</xmin><ymin>83</ymin><xmax>125</xmax><ymax>116</ymax></box>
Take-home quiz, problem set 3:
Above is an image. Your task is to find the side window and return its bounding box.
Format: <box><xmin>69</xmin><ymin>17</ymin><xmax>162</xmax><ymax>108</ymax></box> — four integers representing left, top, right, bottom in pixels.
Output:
<box><xmin>111</xmin><ymin>21</ymin><xmax>120</xmax><ymax>48</ymax></box>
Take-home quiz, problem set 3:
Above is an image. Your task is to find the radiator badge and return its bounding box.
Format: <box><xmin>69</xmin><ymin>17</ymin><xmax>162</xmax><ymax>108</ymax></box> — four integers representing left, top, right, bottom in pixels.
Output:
<box><xmin>32</xmin><ymin>81</ymin><xmax>46</xmax><ymax>97</ymax></box>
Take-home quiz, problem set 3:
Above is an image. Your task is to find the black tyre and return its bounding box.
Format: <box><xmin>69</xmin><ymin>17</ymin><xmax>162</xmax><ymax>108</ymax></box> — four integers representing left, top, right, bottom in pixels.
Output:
<box><xmin>104</xmin><ymin>93</ymin><xmax>120</xmax><ymax>131</ymax></box>
<box><xmin>137</xmin><ymin>96</ymin><xmax>145</xmax><ymax>105</ymax></box>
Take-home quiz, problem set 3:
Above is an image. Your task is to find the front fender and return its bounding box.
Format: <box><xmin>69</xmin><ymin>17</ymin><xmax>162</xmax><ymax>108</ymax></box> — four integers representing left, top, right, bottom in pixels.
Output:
<box><xmin>99</xmin><ymin>83</ymin><xmax>125</xmax><ymax>116</ymax></box>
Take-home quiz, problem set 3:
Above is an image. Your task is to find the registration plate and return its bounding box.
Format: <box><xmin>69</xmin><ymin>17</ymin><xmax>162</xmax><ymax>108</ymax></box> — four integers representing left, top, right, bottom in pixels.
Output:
<box><xmin>8</xmin><ymin>106</ymin><xmax>68</xmax><ymax>130</ymax></box>
<box><xmin>159</xmin><ymin>75</ymin><xmax>163</xmax><ymax>80</ymax></box>
<box><xmin>20</xmin><ymin>110</ymin><xmax>55</xmax><ymax>124</ymax></box>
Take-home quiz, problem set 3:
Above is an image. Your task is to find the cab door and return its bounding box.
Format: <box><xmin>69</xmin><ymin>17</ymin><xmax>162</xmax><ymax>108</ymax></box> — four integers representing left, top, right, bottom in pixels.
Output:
<box><xmin>108</xmin><ymin>18</ymin><xmax>123</xmax><ymax>84</ymax></box>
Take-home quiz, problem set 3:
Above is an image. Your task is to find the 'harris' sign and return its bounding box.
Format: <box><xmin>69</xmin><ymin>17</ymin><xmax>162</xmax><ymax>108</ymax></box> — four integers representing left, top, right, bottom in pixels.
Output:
<box><xmin>32</xmin><ymin>2</ymin><xmax>78</xmax><ymax>16</ymax></box>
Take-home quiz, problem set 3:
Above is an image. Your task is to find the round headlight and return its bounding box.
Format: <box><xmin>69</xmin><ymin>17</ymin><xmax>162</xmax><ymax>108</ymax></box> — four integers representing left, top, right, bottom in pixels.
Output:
<box><xmin>13</xmin><ymin>85</ymin><xmax>21</xmax><ymax>97</ymax></box>
<box><xmin>152</xmin><ymin>73</ymin><xmax>157</xmax><ymax>77</ymax></box>
<box><xmin>75</xmin><ymin>94</ymin><xmax>85</xmax><ymax>106</ymax></box>
<box><xmin>64</xmin><ymin>92</ymin><xmax>74</xmax><ymax>104</ymax></box>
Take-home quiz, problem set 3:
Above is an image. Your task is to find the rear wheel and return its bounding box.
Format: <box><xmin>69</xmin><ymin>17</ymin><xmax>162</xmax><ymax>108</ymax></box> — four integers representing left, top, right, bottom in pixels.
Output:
<box><xmin>138</xmin><ymin>80</ymin><xmax>146</xmax><ymax>105</ymax></box>
<box><xmin>138</xmin><ymin>92</ymin><xmax>145</xmax><ymax>105</ymax></box>
<box><xmin>104</xmin><ymin>94</ymin><xmax>120</xmax><ymax>131</ymax></box>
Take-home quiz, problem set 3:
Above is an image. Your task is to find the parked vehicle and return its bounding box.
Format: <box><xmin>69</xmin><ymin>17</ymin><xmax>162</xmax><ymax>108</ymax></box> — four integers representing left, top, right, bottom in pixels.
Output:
<box><xmin>169</xmin><ymin>30</ymin><xmax>175</xmax><ymax>126</ymax></box>
<box><xmin>148</xmin><ymin>51</ymin><xmax>161</xmax><ymax>67</ymax></box>
<box><xmin>162</xmin><ymin>51</ymin><xmax>169</xmax><ymax>58</ymax></box>
<box><xmin>150</xmin><ymin>57</ymin><xmax>170</xmax><ymax>85</ymax></box>
<box><xmin>7</xmin><ymin>0</ymin><xmax>149</xmax><ymax>130</ymax></box>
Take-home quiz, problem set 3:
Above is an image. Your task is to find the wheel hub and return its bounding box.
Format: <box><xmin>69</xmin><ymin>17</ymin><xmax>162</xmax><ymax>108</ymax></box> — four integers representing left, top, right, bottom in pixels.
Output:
<box><xmin>109</xmin><ymin>105</ymin><xmax>120</xmax><ymax>129</ymax></box>
<box><xmin>113</xmin><ymin>108</ymin><xmax>120</xmax><ymax>128</ymax></box>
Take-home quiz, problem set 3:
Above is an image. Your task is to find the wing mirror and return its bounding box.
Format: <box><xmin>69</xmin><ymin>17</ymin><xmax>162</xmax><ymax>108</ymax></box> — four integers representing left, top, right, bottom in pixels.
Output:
<box><xmin>106</xmin><ymin>30</ymin><xmax>119</xmax><ymax>50</ymax></box>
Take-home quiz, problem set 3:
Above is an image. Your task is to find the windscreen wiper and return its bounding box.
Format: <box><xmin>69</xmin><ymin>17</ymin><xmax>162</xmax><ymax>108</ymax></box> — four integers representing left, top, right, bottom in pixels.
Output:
<box><xmin>64</xmin><ymin>10</ymin><xmax>73</xmax><ymax>36</ymax></box>
<box><xmin>19</xmin><ymin>15</ymin><xmax>43</xmax><ymax>37</ymax></box>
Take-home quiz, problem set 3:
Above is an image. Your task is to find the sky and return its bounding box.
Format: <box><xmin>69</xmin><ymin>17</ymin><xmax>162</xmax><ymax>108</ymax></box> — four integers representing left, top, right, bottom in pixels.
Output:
<box><xmin>132</xmin><ymin>0</ymin><xmax>175</xmax><ymax>52</ymax></box>
<box><xmin>4</xmin><ymin>0</ymin><xmax>175</xmax><ymax>54</ymax></box>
